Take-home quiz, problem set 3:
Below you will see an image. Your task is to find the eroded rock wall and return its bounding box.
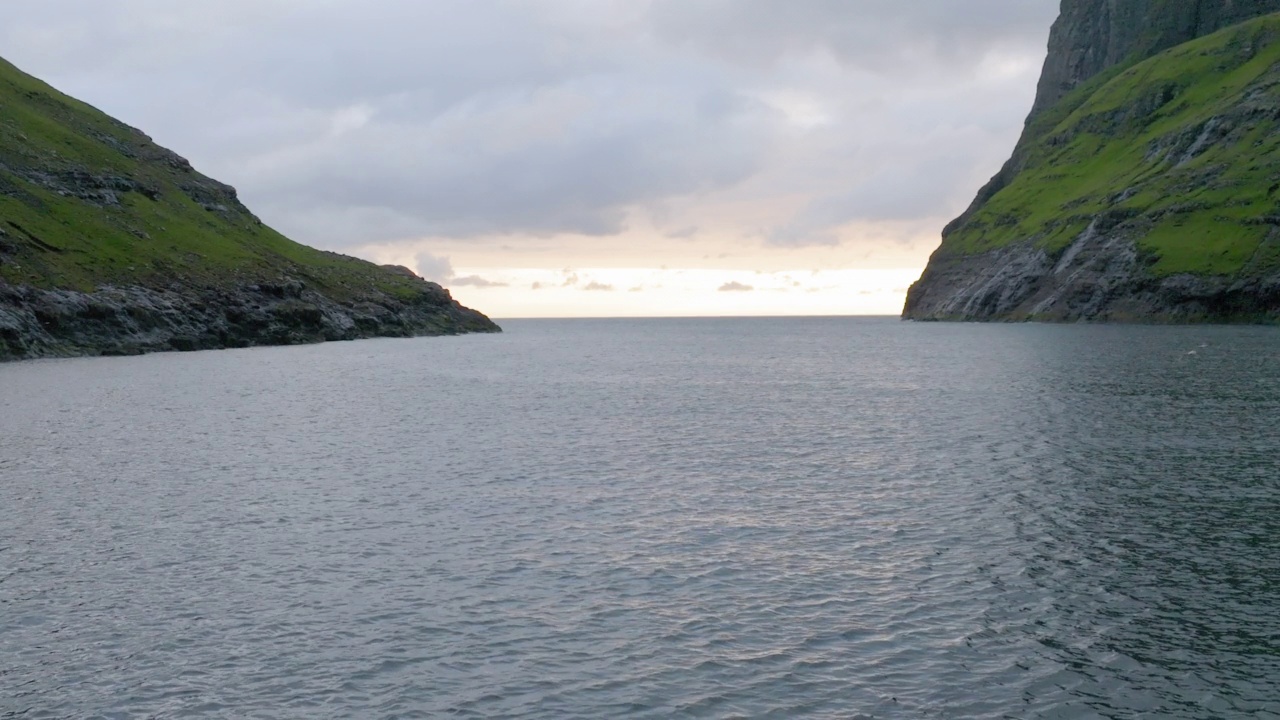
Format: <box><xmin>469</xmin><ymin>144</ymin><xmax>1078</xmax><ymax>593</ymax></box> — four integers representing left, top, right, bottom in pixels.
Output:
<box><xmin>904</xmin><ymin>222</ymin><xmax>1280</xmax><ymax>323</ymax></box>
<box><xmin>1032</xmin><ymin>0</ymin><xmax>1280</xmax><ymax>117</ymax></box>
<box><xmin>0</xmin><ymin>277</ymin><xmax>499</xmax><ymax>361</ymax></box>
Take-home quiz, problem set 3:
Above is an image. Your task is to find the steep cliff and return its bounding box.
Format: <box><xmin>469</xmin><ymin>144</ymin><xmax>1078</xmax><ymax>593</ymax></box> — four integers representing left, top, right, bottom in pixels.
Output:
<box><xmin>1032</xmin><ymin>0</ymin><xmax>1280</xmax><ymax>116</ymax></box>
<box><xmin>0</xmin><ymin>57</ymin><xmax>498</xmax><ymax>360</ymax></box>
<box><xmin>905</xmin><ymin>1</ymin><xmax>1280</xmax><ymax>322</ymax></box>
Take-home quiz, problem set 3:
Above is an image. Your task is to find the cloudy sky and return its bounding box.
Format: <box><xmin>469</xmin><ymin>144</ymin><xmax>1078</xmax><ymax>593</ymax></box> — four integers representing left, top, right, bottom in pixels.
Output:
<box><xmin>4</xmin><ymin>0</ymin><xmax>1060</xmax><ymax>317</ymax></box>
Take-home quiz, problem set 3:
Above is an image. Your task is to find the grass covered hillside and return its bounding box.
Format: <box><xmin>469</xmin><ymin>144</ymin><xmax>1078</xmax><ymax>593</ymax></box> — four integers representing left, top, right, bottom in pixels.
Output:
<box><xmin>941</xmin><ymin>15</ymin><xmax>1280</xmax><ymax>279</ymax></box>
<box><xmin>0</xmin><ymin>56</ymin><xmax>439</xmax><ymax>300</ymax></box>
<box><xmin>0</xmin><ymin>57</ymin><xmax>497</xmax><ymax>360</ymax></box>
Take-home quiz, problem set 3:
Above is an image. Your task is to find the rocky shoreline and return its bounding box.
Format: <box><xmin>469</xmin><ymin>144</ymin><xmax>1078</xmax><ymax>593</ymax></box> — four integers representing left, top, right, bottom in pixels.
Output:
<box><xmin>0</xmin><ymin>57</ymin><xmax>501</xmax><ymax>360</ymax></box>
<box><xmin>0</xmin><ymin>273</ymin><xmax>500</xmax><ymax>362</ymax></box>
<box><xmin>904</xmin><ymin>221</ymin><xmax>1280</xmax><ymax>323</ymax></box>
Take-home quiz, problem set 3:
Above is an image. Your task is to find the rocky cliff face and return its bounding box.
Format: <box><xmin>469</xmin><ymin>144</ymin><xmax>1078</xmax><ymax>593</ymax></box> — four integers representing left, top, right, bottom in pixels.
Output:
<box><xmin>0</xmin><ymin>274</ymin><xmax>498</xmax><ymax>361</ymax></box>
<box><xmin>0</xmin><ymin>57</ymin><xmax>498</xmax><ymax>361</ymax></box>
<box><xmin>906</xmin><ymin>0</ymin><xmax>1280</xmax><ymax>322</ymax></box>
<box><xmin>902</xmin><ymin>222</ymin><xmax>1280</xmax><ymax>323</ymax></box>
<box><xmin>1032</xmin><ymin>0</ymin><xmax>1280</xmax><ymax>117</ymax></box>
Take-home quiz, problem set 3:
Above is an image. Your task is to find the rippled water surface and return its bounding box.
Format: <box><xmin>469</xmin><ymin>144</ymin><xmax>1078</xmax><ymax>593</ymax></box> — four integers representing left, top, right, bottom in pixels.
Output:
<box><xmin>3</xmin><ymin>318</ymin><xmax>1280</xmax><ymax>719</ymax></box>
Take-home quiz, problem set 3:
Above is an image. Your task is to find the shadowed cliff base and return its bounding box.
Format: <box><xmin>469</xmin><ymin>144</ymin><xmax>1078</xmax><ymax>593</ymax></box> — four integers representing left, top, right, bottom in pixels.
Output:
<box><xmin>0</xmin><ymin>275</ymin><xmax>499</xmax><ymax>361</ymax></box>
<box><xmin>0</xmin><ymin>57</ymin><xmax>498</xmax><ymax>361</ymax></box>
<box><xmin>907</xmin><ymin>3</ymin><xmax>1280</xmax><ymax>323</ymax></box>
<box><xmin>903</xmin><ymin>225</ymin><xmax>1280</xmax><ymax>323</ymax></box>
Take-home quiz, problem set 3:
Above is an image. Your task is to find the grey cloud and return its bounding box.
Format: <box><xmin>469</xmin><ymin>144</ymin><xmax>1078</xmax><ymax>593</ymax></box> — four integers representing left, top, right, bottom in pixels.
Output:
<box><xmin>416</xmin><ymin>250</ymin><xmax>507</xmax><ymax>288</ymax></box>
<box><xmin>719</xmin><ymin>282</ymin><xmax>754</xmax><ymax>292</ymax></box>
<box><xmin>768</xmin><ymin>127</ymin><xmax>1019</xmax><ymax>245</ymax></box>
<box><xmin>236</xmin><ymin>78</ymin><xmax>772</xmax><ymax>243</ymax></box>
<box><xmin>647</xmin><ymin>0</ymin><xmax>1058</xmax><ymax>74</ymax></box>
<box><xmin>5</xmin><ymin>2</ymin><xmax>777</xmax><ymax>246</ymax></box>
<box><xmin>583</xmin><ymin>282</ymin><xmax>615</xmax><ymax>292</ymax></box>
<box><xmin>415</xmin><ymin>251</ymin><xmax>455</xmax><ymax>283</ymax></box>
<box><xmin>2</xmin><ymin>0</ymin><xmax>1058</xmax><ymax>251</ymax></box>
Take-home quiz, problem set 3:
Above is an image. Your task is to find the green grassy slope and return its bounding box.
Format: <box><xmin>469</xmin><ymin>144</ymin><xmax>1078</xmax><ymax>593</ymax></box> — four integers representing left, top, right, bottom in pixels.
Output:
<box><xmin>943</xmin><ymin>14</ymin><xmax>1280</xmax><ymax>278</ymax></box>
<box><xmin>0</xmin><ymin>57</ymin><xmax>424</xmax><ymax>300</ymax></box>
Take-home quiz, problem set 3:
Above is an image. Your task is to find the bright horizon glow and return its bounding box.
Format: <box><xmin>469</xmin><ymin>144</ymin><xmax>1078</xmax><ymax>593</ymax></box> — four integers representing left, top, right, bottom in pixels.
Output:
<box><xmin>357</xmin><ymin>220</ymin><xmax>937</xmax><ymax>318</ymax></box>
<box><xmin>420</xmin><ymin>267</ymin><xmax>923</xmax><ymax>318</ymax></box>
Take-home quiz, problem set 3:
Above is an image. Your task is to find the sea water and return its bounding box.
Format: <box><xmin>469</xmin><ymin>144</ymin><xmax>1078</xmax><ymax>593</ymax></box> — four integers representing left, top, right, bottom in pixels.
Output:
<box><xmin>2</xmin><ymin>318</ymin><xmax>1278</xmax><ymax>718</ymax></box>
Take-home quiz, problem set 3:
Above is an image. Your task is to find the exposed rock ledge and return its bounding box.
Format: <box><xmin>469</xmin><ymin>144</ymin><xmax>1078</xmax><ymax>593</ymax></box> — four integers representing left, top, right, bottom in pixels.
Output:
<box><xmin>904</xmin><ymin>221</ymin><xmax>1280</xmax><ymax>323</ymax></box>
<box><xmin>0</xmin><ymin>276</ymin><xmax>500</xmax><ymax>362</ymax></box>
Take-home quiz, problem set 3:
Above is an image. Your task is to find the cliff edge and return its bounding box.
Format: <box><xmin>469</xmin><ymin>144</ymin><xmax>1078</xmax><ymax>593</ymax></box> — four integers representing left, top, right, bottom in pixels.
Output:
<box><xmin>905</xmin><ymin>1</ymin><xmax>1280</xmax><ymax>322</ymax></box>
<box><xmin>0</xmin><ymin>57</ymin><xmax>498</xmax><ymax>361</ymax></box>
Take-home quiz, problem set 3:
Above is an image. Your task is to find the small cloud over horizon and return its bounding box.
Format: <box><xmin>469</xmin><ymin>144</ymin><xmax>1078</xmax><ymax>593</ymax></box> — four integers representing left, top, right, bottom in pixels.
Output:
<box><xmin>451</xmin><ymin>275</ymin><xmax>510</xmax><ymax>288</ymax></box>
<box><xmin>418</xmin><ymin>250</ymin><xmax>508</xmax><ymax>288</ymax></box>
<box><xmin>719</xmin><ymin>281</ymin><xmax>754</xmax><ymax>292</ymax></box>
<box><xmin>415</xmin><ymin>251</ymin><xmax>455</xmax><ymax>283</ymax></box>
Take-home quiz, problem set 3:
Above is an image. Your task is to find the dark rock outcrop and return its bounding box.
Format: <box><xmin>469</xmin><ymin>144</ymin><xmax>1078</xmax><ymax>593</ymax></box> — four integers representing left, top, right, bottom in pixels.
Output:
<box><xmin>904</xmin><ymin>220</ymin><xmax>1280</xmax><ymax>322</ymax></box>
<box><xmin>0</xmin><ymin>275</ymin><xmax>498</xmax><ymax>362</ymax></box>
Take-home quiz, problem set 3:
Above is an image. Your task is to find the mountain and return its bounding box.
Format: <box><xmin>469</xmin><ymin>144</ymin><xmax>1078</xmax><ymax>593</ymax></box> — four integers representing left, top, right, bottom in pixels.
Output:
<box><xmin>904</xmin><ymin>1</ymin><xmax>1280</xmax><ymax>322</ymax></box>
<box><xmin>0</xmin><ymin>57</ymin><xmax>498</xmax><ymax>361</ymax></box>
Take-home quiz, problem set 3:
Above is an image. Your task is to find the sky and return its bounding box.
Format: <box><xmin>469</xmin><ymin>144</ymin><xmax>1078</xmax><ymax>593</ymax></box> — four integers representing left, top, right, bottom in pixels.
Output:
<box><xmin>2</xmin><ymin>0</ymin><xmax>1061</xmax><ymax>317</ymax></box>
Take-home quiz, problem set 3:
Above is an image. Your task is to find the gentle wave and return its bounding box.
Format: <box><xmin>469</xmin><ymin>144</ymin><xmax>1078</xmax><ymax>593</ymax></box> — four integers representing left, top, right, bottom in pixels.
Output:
<box><xmin>2</xmin><ymin>318</ymin><xmax>1278</xmax><ymax>719</ymax></box>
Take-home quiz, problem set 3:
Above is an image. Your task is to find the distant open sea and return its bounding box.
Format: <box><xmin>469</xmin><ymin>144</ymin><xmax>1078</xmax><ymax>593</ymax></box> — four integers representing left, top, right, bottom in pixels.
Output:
<box><xmin>2</xmin><ymin>318</ymin><xmax>1279</xmax><ymax>719</ymax></box>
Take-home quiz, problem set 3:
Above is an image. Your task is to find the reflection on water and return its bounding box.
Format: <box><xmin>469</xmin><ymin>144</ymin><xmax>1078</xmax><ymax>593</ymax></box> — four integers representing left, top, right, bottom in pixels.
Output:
<box><xmin>1</xmin><ymin>319</ymin><xmax>1277</xmax><ymax>718</ymax></box>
